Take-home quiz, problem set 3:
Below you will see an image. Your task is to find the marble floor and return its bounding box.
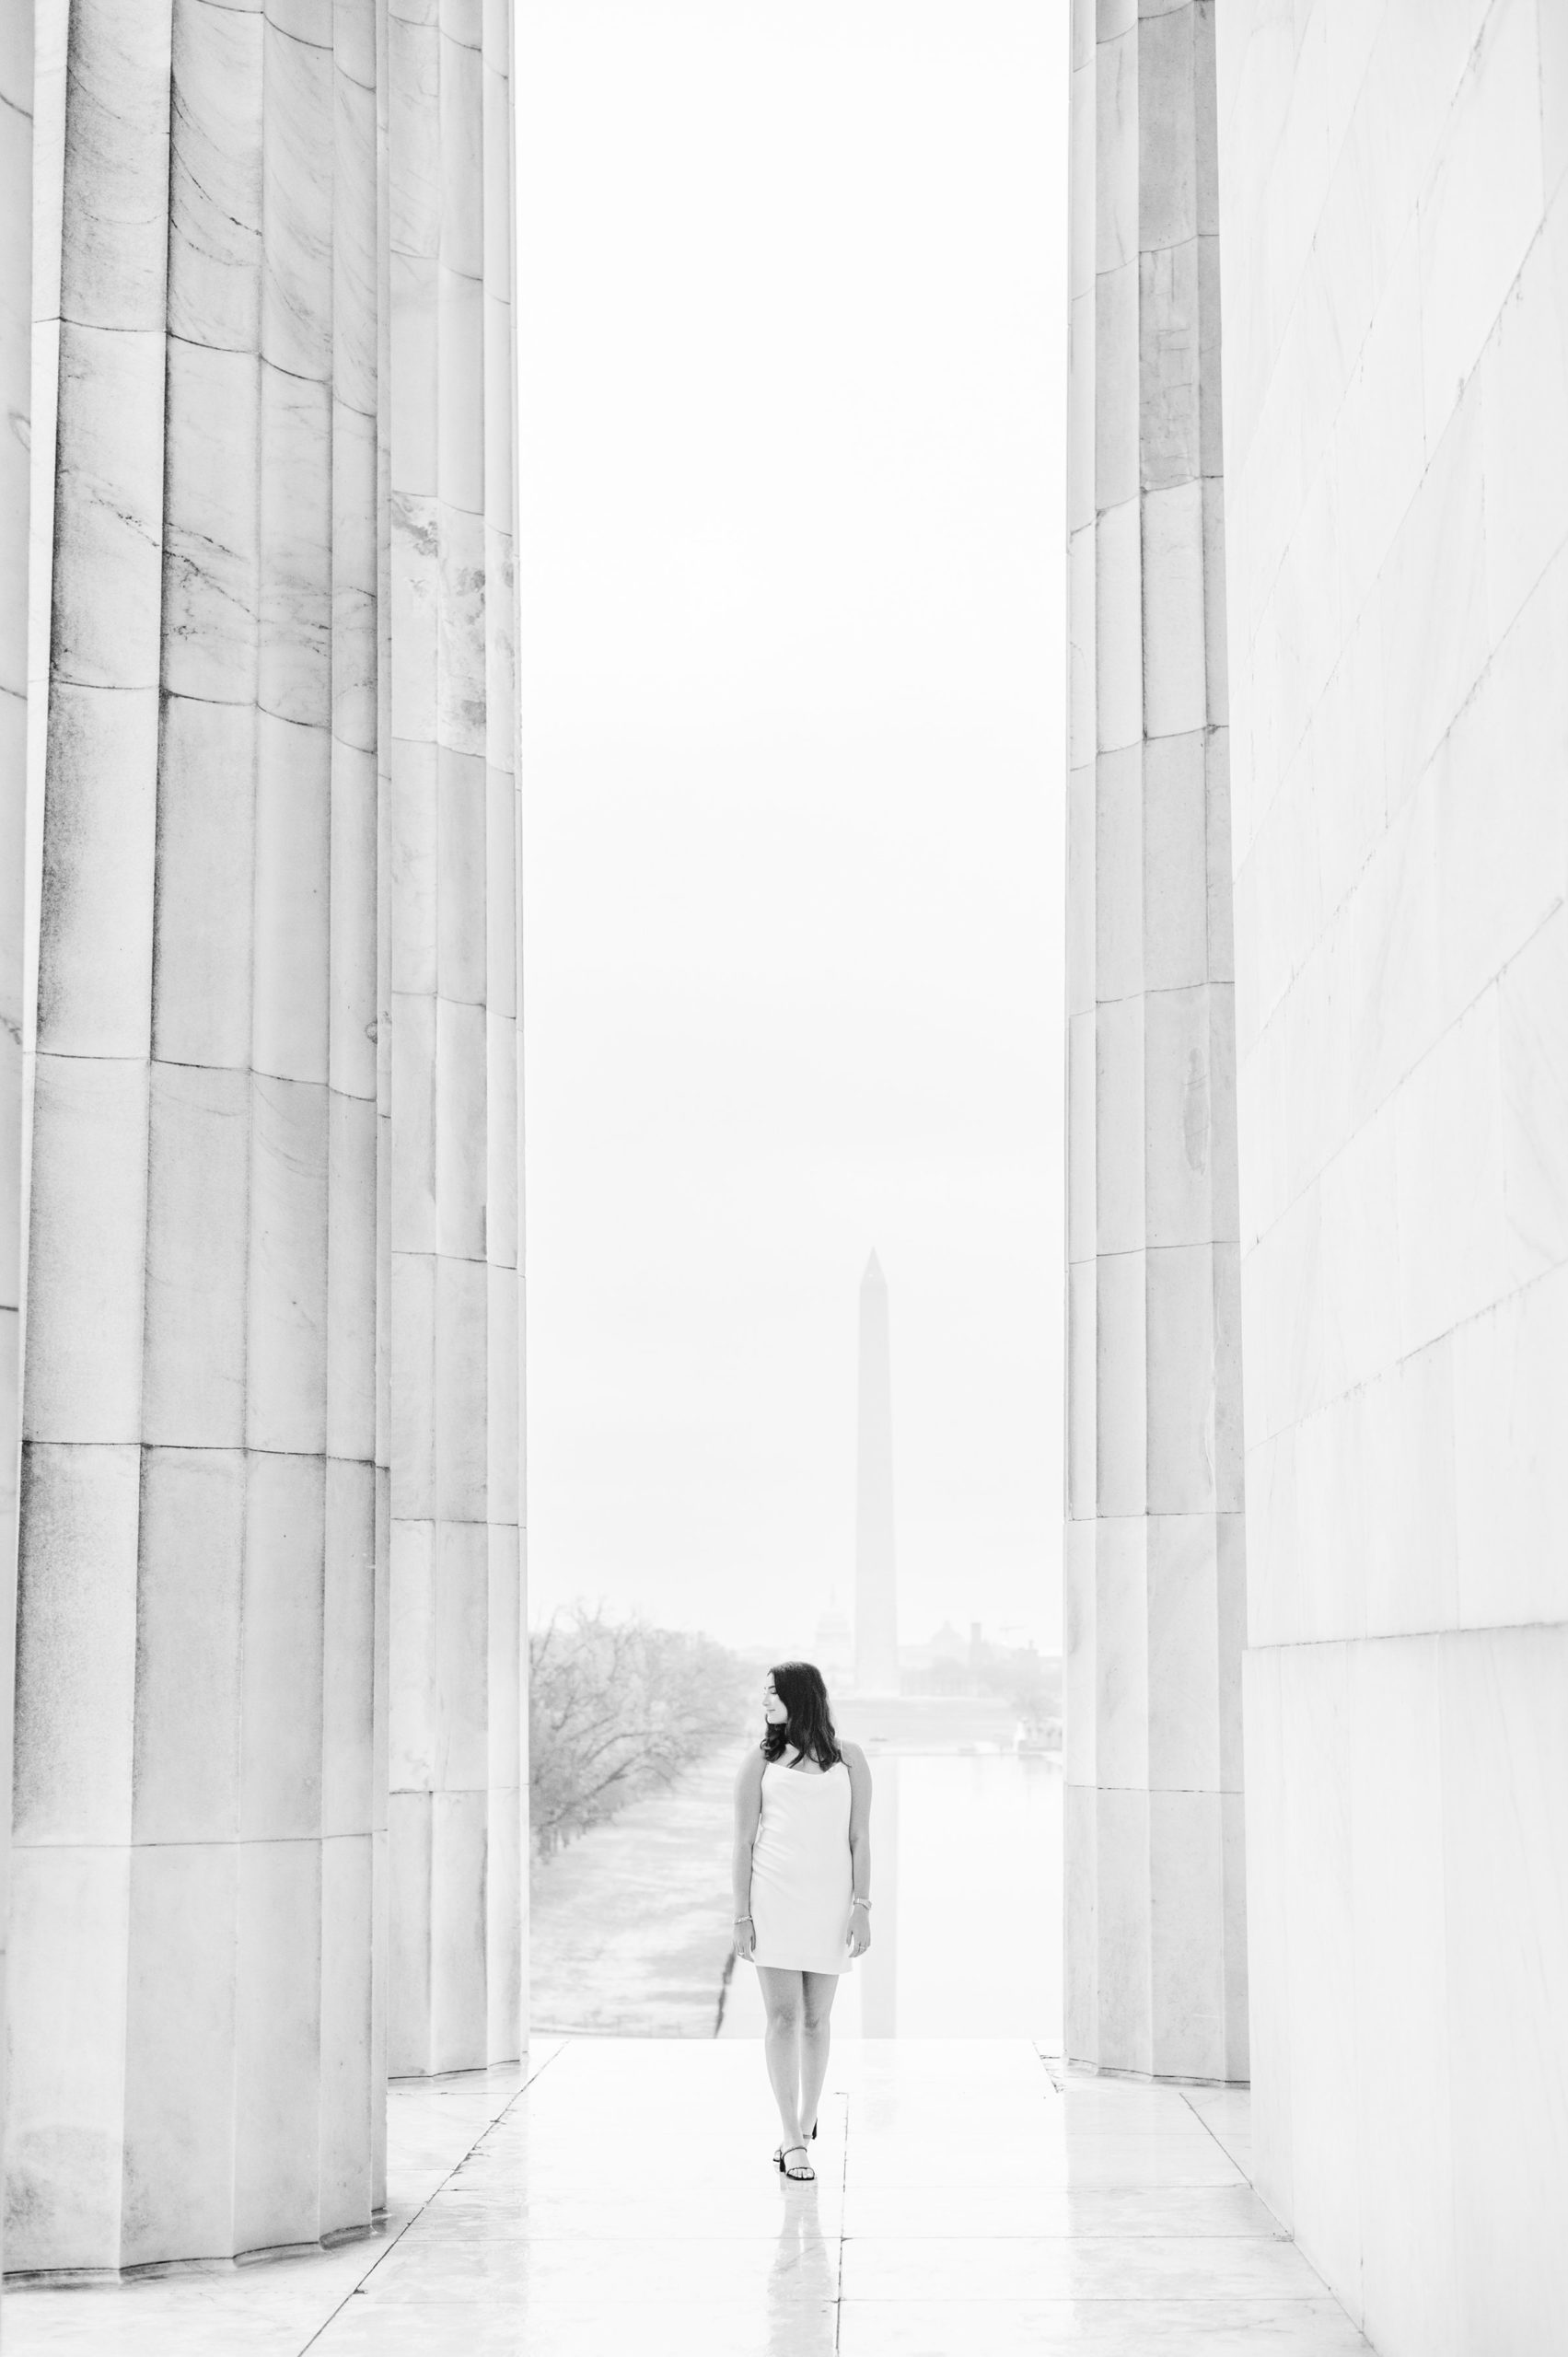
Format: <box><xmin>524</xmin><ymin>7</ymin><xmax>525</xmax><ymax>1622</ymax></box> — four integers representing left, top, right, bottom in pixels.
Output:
<box><xmin>3</xmin><ymin>2040</ymin><xmax>1374</xmax><ymax>2355</ymax></box>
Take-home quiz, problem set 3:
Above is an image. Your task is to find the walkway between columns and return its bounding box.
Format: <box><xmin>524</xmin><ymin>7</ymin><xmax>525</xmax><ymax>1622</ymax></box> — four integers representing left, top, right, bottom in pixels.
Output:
<box><xmin>5</xmin><ymin>2042</ymin><xmax>1372</xmax><ymax>2354</ymax></box>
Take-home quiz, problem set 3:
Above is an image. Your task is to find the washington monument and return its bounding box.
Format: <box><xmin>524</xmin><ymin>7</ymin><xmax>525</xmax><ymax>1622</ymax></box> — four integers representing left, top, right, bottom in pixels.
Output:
<box><xmin>854</xmin><ymin>1250</ymin><xmax>900</xmax><ymax>1693</ymax></box>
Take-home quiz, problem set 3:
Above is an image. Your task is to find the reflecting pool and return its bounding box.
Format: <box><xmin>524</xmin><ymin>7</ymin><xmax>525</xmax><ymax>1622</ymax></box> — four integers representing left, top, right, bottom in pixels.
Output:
<box><xmin>531</xmin><ymin>1736</ymin><xmax>1064</xmax><ymax>2045</ymax></box>
<box><xmin>720</xmin><ymin>1748</ymin><xmax>1063</xmax><ymax>2044</ymax></box>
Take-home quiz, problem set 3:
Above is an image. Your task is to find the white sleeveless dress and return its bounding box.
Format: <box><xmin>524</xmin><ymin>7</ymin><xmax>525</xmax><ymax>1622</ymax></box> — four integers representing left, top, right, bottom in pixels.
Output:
<box><xmin>749</xmin><ymin>1758</ymin><xmax>854</xmax><ymax>1975</ymax></box>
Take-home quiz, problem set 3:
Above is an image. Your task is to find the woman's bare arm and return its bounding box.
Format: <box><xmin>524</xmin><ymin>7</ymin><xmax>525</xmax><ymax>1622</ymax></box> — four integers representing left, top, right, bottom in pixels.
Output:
<box><xmin>732</xmin><ymin>1747</ymin><xmax>765</xmax><ymax>1956</ymax></box>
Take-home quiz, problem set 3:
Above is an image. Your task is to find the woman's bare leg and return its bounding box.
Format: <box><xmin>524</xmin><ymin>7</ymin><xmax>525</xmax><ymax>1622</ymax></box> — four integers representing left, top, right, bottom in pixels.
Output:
<box><xmin>798</xmin><ymin>1970</ymin><xmax>841</xmax><ymax>2143</ymax></box>
<box><xmin>756</xmin><ymin>1966</ymin><xmax>807</xmax><ymax>2154</ymax></box>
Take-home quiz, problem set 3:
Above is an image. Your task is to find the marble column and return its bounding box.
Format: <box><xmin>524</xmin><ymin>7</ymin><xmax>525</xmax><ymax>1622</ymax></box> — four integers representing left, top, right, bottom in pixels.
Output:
<box><xmin>385</xmin><ymin>0</ymin><xmax>524</xmax><ymax>2078</ymax></box>
<box><xmin>854</xmin><ymin>1251</ymin><xmax>899</xmax><ymax>1696</ymax></box>
<box><xmin>5</xmin><ymin>0</ymin><xmax>387</xmax><ymax>2270</ymax></box>
<box><xmin>1063</xmin><ymin>0</ymin><xmax>1247</xmax><ymax>2082</ymax></box>
<box><xmin>0</xmin><ymin>0</ymin><xmax>31</xmax><ymax>2287</ymax></box>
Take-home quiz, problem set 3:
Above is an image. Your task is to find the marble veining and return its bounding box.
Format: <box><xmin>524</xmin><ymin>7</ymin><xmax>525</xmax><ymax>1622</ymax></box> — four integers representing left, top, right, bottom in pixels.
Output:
<box><xmin>56</xmin><ymin>0</ymin><xmax>173</xmax><ymax>334</ymax></box>
<box><xmin>260</xmin><ymin>19</ymin><xmax>334</xmax><ymax>381</ymax></box>
<box><xmin>168</xmin><ymin>0</ymin><xmax>264</xmax><ymax>354</ymax></box>
<box><xmin>161</xmin><ymin>338</ymin><xmax>261</xmax><ymax>702</ymax></box>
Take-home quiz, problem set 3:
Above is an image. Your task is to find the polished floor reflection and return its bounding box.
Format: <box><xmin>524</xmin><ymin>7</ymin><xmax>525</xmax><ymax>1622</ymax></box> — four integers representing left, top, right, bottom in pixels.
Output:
<box><xmin>6</xmin><ymin>2040</ymin><xmax>1373</xmax><ymax>2354</ymax></box>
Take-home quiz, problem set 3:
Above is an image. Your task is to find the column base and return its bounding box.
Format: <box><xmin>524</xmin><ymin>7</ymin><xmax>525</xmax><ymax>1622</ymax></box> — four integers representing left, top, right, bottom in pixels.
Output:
<box><xmin>5</xmin><ymin>2212</ymin><xmax>391</xmax><ymax>2289</ymax></box>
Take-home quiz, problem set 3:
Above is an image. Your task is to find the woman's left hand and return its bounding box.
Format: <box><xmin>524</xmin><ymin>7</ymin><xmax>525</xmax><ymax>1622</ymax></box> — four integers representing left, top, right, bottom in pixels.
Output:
<box><xmin>847</xmin><ymin>1905</ymin><xmax>871</xmax><ymax>1959</ymax></box>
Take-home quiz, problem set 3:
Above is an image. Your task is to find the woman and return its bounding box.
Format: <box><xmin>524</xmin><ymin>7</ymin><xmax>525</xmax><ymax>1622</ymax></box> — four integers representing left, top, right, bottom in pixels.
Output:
<box><xmin>732</xmin><ymin>1661</ymin><xmax>872</xmax><ymax>2183</ymax></box>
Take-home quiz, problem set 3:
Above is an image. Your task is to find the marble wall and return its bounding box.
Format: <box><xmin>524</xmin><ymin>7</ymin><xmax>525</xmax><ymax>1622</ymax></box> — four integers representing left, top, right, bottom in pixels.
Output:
<box><xmin>0</xmin><ymin>0</ymin><xmax>30</xmax><ymax>2292</ymax></box>
<box><xmin>1063</xmin><ymin>0</ymin><xmax>1249</xmax><ymax>2084</ymax></box>
<box><xmin>1217</xmin><ymin>3</ymin><xmax>1568</xmax><ymax>2350</ymax></box>
<box><xmin>0</xmin><ymin>0</ymin><xmax>522</xmax><ymax>2278</ymax></box>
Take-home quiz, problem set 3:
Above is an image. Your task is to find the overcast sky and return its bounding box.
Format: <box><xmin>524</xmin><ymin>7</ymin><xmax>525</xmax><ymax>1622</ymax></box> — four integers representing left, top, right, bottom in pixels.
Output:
<box><xmin>517</xmin><ymin>0</ymin><xmax>1066</xmax><ymax>1657</ymax></box>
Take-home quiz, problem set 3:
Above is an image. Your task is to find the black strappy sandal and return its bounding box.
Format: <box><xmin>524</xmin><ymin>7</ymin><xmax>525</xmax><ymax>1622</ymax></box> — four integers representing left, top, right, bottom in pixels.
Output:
<box><xmin>778</xmin><ymin>2142</ymin><xmax>815</xmax><ymax>2182</ymax></box>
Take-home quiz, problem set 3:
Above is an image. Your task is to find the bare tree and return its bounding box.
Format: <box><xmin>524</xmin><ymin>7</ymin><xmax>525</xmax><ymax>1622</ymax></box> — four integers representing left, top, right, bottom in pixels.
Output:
<box><xmin>529</xmin><ymin>1606</ymin><xmax>752</xmax><ymax>1857</ymax></box>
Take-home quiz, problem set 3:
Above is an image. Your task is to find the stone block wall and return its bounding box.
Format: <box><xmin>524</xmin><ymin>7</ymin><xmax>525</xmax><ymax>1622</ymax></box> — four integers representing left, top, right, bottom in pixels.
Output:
<box><xmin>0</xmin><ymin>0</ymin><xmax>30</xmax><ymax>2290</ymax></box>
<box><xmin>1217</xmin><ymin>4</ymin><xmax>1568</xmax><ymax>2350</ymax></box>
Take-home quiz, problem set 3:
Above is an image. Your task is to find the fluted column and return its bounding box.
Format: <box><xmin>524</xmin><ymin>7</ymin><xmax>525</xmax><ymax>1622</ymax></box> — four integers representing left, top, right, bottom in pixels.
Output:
<box><xmin>6</xmin><ymin>0</ymin><xmax>386</xmax><ymax>2270</ymax></box>
<box><xmin>1063</xmin><ymin>0</ymin><xmax>1247</xmax><ymax>2082</ymax></box>
<box><xmin>386</xmin><ymin>0</ymin><xmax>523</xmax><ymax>2077</ymax></box>
<box><xmin>0</xmin><ymin>0</ymin><xmax>33</xmax><ymax>2287</ymax></box>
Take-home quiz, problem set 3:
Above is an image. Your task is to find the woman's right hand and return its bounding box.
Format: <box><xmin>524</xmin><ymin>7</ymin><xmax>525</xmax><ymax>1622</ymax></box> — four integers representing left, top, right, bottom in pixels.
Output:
<box><xmin>733</xmin><ymin>1914</ymin><xmax>756</xmax><ymax>1960</ymax></box>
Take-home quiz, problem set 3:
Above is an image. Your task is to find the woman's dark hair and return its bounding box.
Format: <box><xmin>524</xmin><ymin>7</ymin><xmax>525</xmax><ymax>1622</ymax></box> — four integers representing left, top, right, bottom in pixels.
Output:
<box><xmin>761</xmin><ymin>1661</ymin><xmax>843</xmax><ymax>1772</ymax></box>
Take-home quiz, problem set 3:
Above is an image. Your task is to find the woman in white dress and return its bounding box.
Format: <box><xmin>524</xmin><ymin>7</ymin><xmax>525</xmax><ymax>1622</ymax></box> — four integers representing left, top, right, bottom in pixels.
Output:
<box><xmin>732</xmin><ymin>1661</ymin><xmax>872</xmax><ymax>2183</ymax></box>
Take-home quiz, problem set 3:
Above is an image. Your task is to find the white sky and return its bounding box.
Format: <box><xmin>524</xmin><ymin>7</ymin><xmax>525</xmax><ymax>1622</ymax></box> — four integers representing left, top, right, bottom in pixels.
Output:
<box><xmin>517</xmin><ymin>0</ymin><xmax>1067</xmax><ymax>1657</ymax></box>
